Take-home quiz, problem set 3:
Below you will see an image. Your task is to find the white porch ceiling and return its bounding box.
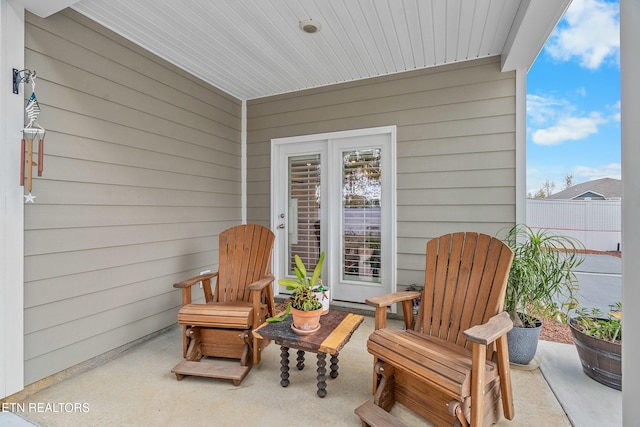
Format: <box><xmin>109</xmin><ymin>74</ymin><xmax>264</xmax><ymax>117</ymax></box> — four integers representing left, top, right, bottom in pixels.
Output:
<box><xmin>24</xmin><ymin>0</ymin><xmax>571</xmax><ymax>101</ymax></box>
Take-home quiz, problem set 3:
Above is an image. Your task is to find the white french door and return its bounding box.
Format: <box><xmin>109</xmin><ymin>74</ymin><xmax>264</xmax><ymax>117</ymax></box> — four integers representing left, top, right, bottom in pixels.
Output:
<box><xmin>271</xmin><ymin>127</ymin><xmax>396</xmax><ymax>305</ymax></box>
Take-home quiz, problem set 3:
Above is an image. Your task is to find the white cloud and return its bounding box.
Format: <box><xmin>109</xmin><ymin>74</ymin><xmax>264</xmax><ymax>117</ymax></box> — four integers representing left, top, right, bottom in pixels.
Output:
<box><xmin>608</xmin><ymin>100</ymin><xmax>621</xmax><ymax>122</ymax></box>
<box><xmin>527</xmin><ymin>94</ymin><xmax>608</xmax><ymax>145</ymax></box>
<box><xmin>546</xmin><ymin>0</ymin><xmax>619</xmax><ymax>69</ymax></box>
<box><xmin>526</xmin><ymin>94</ymin><xmax>574</xmax><ymax>126</ymax></box>
<box><xmin>573</xmin><ymin>163</ymin><xmax>621</xmax><ymax>180</ymax></box>
<box><xmin>532</xmin><ymin>112</ymin><xmax>605</xmax><ymax>145</ymax></box>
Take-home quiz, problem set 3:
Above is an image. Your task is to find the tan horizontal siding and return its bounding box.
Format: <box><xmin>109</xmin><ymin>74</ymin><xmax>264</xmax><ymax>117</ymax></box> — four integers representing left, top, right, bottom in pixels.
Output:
<box><xmin>248</xmin><ymin>59</ymin><xmax>512</xmax><ymax>115</ymax></box>
<box><xmin>25</xmin><ymin>221</ymin><xmax>238</xmax><ymax>256</ymax></box>
<box><xmin>398</xmin><ymin>205</ymin><xmax>514</xmax><ymax>222</ymax></box>
<box><xmin>25</xmin><ymin>307</ymin><xmax>177</xmax><ymax>383</ymax></box>
<box><xmin>26</xmin><ymin>204</ymin><xmax>240</xmax><ymax>229</ymax></box>
<box><xmin>399</xmin><ymin>133</ymin><xmax>513</xmax><ymax>155</ymax></box>
<box><xmin>246</xmin><ymin>56</ymin><xmax>515</xmax><ymax>295</ymax></box>
<box><xmin>397</xmin><ymin>169</ymin><xmax>515</xmax><ymax>189</ymax></box>
<box><xmin>25</xmin><ymin>250</ymin><xmax>214</xmax><ymax>308</ymax></box>
<box><xmin>24</xmin><ymin>54</ymin><xmax>239</xmax><ymax>145</ymax></box>
<box><xmin>40</xmin><ymin>107</ymin><xmax>238</xmax><ymax>163</ymax></box>
<box><xmin>398</xmin><ymin>150</ymin><xmax>514</xmax><ymax>173</ymax></box>
<box><xmin>248</xmin><ymin>83</ymin><xmax>513</xmax><ymax>131</ymax></box>
<box><xmin>25</xmin><ymin>274</ymin><xmax>180</xmax><ymax>335</ymax></box>
<box><xmin>397</xmin><ymin>187</ymin><xmax>515</xmax><ymax>206</ymax></box>
<box><xmin>396</xmin><ymin>222</ymin><xmax>515</xmax><ymax>241</ymax></box>
<box><xmin>28</xmin><ymin>181</ymin><xmax>240</xmax><ymax>206</ymax></box>
<box><xmin>23</xmin><ymin>9</ymin><xmax>241</xmax><ymax>385</ymax></box>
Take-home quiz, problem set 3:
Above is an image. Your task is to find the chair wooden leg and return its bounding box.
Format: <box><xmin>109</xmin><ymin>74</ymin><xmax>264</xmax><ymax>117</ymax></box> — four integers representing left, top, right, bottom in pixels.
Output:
<box><xmin>253</xmin><ymin>335</ymin><xmax>260</xmax><ymax>365</ymax></box>
<box><xmin>372</xmin><ymin>356</ymin><xmax>379</xmax><ymax>394</ymax></box>
<box><xmin>240</xmin><ymin>340</ymin><xmax>252</xmax><ymax>367</ymax></box>
<box><xmin>181</xmin><ymin>325</ymin><xmax>188</xmax><ymax>358</ymax></box>
<box><xmin>470</xmin><ymin>343</ymin><xmax>487</xmax><ymax>427</ymax></box>
<box><xmin>373</xmin><ymin>361</ymin><xmax>396</xmax><ymax>412</ymax></box>
<box><xmin>496</xmin><ymin>335</ymin><xmax>515</xmax><ymax>420</ymax></box>
<box><xmin>185</xmin><ymin>327</ymin><xmax>203</xmax><ymax>361</ymax></box>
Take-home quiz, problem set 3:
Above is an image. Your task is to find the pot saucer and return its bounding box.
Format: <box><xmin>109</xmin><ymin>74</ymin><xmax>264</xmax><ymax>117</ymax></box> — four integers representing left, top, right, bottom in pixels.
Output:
<box><xmin>291</xmin><ymin>323</ymin><xmax>321</xmax><ymax>335</ymax></box>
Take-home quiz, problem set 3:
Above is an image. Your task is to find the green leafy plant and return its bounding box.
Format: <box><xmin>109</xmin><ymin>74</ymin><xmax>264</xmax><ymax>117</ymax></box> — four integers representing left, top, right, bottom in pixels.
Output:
<box><xmin>278</xmin><ymin>251</ymin><xmax>325</xmax><ymax>311</ymax></box>
<box><xmin>290</xmin><ymin>287</ymin><xmax>320</xmax><ymax>311</ymax></box>
<box><xmin>266</xmin><ymin>304</ymin><xmax>290</xmax><ymax>323</ymax></box>
<box><xmin>502</xmin><ymin>225</ymin><xmax>585</xmax><ymax>328</ymax></box>
<box><xmin>572</xmin><ymin>302</ymin><xmax>622</xmax><ymax>343</ymax></box>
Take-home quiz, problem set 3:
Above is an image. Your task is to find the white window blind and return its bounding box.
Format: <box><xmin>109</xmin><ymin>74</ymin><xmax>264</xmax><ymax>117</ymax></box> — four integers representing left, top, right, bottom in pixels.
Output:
<box><xmin>288</xmin><ymin>155</ymin><xmax>321</xmax><ymax>275</ymax></box>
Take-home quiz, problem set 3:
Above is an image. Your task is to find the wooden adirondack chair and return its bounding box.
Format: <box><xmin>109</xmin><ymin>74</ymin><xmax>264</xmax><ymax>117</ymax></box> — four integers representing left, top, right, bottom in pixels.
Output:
<box><xmin>171</xmin><ymin>224</ymin><xmax>276</xmax><ymax>385</ymax></box>
<box><xmin>363</xmin><ymin>232</ymin><xmax>515</xmax><ymax>427</ymax></box>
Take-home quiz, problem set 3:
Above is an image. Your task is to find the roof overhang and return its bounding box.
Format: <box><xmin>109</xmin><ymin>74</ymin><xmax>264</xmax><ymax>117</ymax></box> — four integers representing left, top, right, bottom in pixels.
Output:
<box><xmin>13</xmin><ymin>0</ymin><xmax>78</xmax><ymax>18</ymax></box>
<box><xmin>501</xmin><ymin>0</ymin><xmax>572</xmax><ymax>72</ymax></box>
<box><xmin>16</xmin><ymin>0</ymin><xmax>571</xmax><ymax>100</ymax></box>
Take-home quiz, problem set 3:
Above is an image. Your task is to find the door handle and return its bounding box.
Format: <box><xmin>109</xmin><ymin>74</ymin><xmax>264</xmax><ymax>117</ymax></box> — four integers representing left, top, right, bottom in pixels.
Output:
<box><xmin>277</xmin><ymin>224</ymin><xmax>285</xmax><ymax>229</ymax></box>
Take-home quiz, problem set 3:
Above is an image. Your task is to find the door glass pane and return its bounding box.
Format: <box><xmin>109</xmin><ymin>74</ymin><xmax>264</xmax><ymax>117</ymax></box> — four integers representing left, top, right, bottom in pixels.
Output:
<box><xmin>288</xmin><ymin>155</ymin><xmax>322</xmax><ymax>277</ymax></box>
<box><xmin>342</xmin><ymin>149</ymin><xmax>381</xmax><ymax>283</ymax></box>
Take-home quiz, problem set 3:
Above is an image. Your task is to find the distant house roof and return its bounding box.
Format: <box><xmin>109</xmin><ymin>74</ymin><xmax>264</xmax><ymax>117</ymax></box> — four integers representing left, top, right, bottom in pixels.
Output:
<box><xmin>546</xmin><ymin>178</ymin><xmax>621</xmax><ymax>200</ymax></box>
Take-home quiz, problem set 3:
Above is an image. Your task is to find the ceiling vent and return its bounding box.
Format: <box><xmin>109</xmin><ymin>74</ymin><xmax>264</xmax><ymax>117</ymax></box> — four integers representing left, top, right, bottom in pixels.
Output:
<box><xmin>299</xmin><ymin>19</ymin><xmax>321</xmax><ymax>34</ymax></box>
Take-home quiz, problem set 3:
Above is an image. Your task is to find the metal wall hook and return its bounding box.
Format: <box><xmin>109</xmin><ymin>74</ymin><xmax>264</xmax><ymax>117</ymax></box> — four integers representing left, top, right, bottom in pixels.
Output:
<box><xmin>12</xmin><ymin>68</ymin><xmax>36</xmax><ymax>94</ymax></box>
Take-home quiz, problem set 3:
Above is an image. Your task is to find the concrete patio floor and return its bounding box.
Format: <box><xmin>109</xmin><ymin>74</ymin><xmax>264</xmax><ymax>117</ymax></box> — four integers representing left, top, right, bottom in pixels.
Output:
<box><xmin>1</xmin><ymin>312</ymin><xmax>621</xmax><ymax>426</ymax></box>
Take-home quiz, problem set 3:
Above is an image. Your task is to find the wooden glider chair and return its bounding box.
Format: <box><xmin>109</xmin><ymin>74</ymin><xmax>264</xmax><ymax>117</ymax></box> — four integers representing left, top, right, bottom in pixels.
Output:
<box><xmin>362</xmin><ymin>232</ymin><xmax>515</xmax><ymax>427</ymax></box>
<box><xmin>171</xmin><ymin>224</ymin><xmax>276</xmax><ymax>385</ymax></box>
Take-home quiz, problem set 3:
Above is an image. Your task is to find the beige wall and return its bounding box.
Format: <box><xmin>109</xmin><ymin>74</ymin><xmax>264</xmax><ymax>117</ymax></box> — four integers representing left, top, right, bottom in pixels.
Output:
<box><xmin>23</xmin><ymin>10</ymin><xmax>242</xmax><ymax>384</ymax></box>
<box><xmin>247</xmin><ymin>57</ymin><xmax>516</xmax><ymax>289</ymax></box>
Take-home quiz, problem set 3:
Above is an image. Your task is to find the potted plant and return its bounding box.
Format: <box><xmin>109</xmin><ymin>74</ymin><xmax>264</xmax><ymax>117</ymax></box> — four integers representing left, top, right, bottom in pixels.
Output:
<box><xmin>501</xmin><ymin>225</ymin><xmax>584</xmax><ymax>365</ymax></box>
<box><xmin>569</xmin><ymin>303</ymin><xmax>621</xmax><ymax>390</ymax></box>
<box><xmin>277</xmin><ymin>251</ymin><xmax>325</xmax><ymax>334</ymax></box>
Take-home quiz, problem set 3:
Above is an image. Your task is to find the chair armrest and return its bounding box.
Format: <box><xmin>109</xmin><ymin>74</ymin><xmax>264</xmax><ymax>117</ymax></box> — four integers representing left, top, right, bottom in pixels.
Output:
<box><xmin>366</xmin><ymin>291</ymin><xmax>421</xmax><ymax>308</ymax></box>
<box><xmin>366</xmin><ymin>291</ymin><xmax>421</xmax><ymax>330</ymax></box>
<box><xmin>247</xmin><ymin>274</ymin><xmax>275</xmax><ymax>292</ymax></box>
<box><xmin>173</xmin><ymin>272</ymin><xmax>219</xmax><ymax>289</ymax></box>
<box><xmin>248</xmin><ymin>275</ymin><xmax>276</xmax><ymax>324</ymax></box>
<box><xmin>173</xmin><ymin>272</ymin><xmax>219</xmax><ymax>305</ymax></box>
<box><xmin>463</xmin><ymin>311</ymin><xmax>513</xmax><ymax>345</ymax></box>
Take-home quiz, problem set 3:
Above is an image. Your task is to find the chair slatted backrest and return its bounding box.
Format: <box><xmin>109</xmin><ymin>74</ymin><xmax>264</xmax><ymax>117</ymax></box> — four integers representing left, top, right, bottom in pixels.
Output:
<box><xmin>415</xmin><ymin>232</ymin><xmax>514</xmax><ymax>350</ymax></box>
<box><xmin>215</xmin><ymin>224</ymin><xmax>275</xmax><ymax>303</ymax></box>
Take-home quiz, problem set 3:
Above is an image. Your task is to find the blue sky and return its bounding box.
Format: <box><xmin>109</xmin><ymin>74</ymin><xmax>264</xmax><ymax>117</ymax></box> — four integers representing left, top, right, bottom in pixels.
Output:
<box><xmin>526</xmin><ymin>0</ymin><xmax>620</xmax><ymax>196</ymax></box>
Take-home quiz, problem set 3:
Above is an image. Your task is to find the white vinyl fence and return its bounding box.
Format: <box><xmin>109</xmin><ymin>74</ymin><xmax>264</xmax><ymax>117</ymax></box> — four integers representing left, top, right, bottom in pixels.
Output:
<box><xmin>526</xmin><ymin>199</ymin><xmax>621</xmax><ymax>252</ymax></box>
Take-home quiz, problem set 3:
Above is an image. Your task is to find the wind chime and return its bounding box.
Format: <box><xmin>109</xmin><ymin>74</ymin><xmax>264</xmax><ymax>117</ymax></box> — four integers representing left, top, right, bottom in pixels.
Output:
<box><xmin>19</xmin><ymin>73</ymin><xmax>45</xmax><ymax>203</ymax></box>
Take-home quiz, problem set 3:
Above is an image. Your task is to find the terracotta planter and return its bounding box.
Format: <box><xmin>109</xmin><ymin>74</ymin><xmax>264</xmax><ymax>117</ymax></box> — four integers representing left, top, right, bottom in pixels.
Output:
<box><xmin>569</xmin><ymin>318</ymin><xmax>621</xmax><ymax>390</ymax></box>
<box><xmin>290</xmin><ymin>306</ymin><xmax>323</xmax><ymax>333</ymax></box>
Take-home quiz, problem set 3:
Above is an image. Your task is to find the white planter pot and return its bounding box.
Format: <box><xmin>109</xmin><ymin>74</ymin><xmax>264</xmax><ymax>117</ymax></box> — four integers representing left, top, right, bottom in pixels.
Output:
<box><xmin>313</xmin><ymin>288</ymin><xmax>330</xmax><ymax>315</ymax></box>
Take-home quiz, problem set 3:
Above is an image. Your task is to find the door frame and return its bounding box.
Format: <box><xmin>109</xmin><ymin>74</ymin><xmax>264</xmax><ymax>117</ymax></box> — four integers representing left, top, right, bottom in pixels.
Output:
<box><xmin>270</xmin><ymin>126</ymin><xmax>397</xmax><ymax>308</ymax></box>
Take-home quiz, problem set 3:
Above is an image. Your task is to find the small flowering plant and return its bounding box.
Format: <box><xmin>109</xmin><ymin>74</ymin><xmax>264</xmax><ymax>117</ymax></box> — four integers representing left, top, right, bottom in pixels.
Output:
<box><xmin>267</xmin><ymin>252</ymin><xmax>325</xmax><ymax>323</ymax></box>
<box><xmin>279</xmin><ymin>251</ymin><xmax>325</xmax><ymax>311</ymax></box>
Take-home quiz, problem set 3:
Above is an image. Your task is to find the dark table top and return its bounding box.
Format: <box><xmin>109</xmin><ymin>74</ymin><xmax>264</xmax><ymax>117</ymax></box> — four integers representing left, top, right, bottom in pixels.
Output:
<box><xmin>253</xmin><ymin>309</ymin><xmax>364</xmax><ymax>354</ymax></box>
